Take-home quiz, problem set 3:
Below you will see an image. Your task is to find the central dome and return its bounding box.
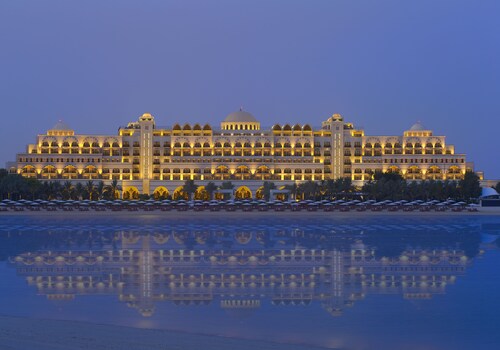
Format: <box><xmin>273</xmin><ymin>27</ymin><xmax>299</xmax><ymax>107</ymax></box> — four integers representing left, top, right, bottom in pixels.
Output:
<box><xmin>51</xmin><ymin>120</ymin><xmax>72</xmax><ymax>131</ymax></box>
<box><xmin>221</xmin><ymin>108</ymin><xmax>260</xmax><ymax>131</ymax></box>
<box><xmin>224</xmin><ymin>109</ymin><xmax>258</xmax><ymax>123</ymax></box>
<box><xmin>409</xmin><ymin>121</ymin><xmax>426</xmax><ymax>131</ymax></box>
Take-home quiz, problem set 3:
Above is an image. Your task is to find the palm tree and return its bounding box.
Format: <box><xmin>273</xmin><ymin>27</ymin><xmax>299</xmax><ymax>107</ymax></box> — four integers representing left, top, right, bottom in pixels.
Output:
<box><xmin>85</xmin><ymin>180</ymin><xmax>95</xmax><ymax>200</ymax></box>
<box><xmin>205</xmin><ymin>182</ymin><xmax>217</xmax><ymax>200</ymax></box>
<box><xmin>0</xmin><ymin>174</ymin><xmax>26</xmax><ymax>200</ymax></box>
<box><xmin>25</xmin><ymin>178</ymin><xmax>41</xmax><ymax>200</ymax></box>
<box><xmin>298</xmin><ymin>180</ymin><xmax>319</xmax><ymax>200</ymax></box>
<box><xmin>220</xmin><ymin>181</ymin><xmax>234</xmax><ymax>190</ymax></box>
<box><xmin>283</xmin><ymin>183</ymin><xmax>298</xmax><ymax>201</ymax></box>
<box><xmin>49</xmin><ymin>181</ymin><xmax>62</xmax><ymax>200</ymax></box>
<box><xmin>262</xmin><ymin>181</ymin><xmax>276</xmax><ymax>201</ymax></box>
<box><xmin>106</xmin><ymin>179</ymin><xmax>121</xmax><ymax>200</ymax></box>
<box><xmin>75</xmin><ymin>183</ymin><xmax>84</xmax><ymax>200</ymax></box>
<box><xmin>182</xmin><ymin>179</ymin><xmax>198</xmax><ymax>200</ymax></box>
<box><xmin>219</xmin><ymin>181</ymin><xmax>235</xmax><ymax>200</ymax></box>
<box><xmin>95</xmin><ymin>181</ymin><xmax>106</xmax><ymax>200</ymax></box>
<box><xmin>62</xmin><ymin>181</ymin><xmax>73</xmax><ymax>200</ymax></box>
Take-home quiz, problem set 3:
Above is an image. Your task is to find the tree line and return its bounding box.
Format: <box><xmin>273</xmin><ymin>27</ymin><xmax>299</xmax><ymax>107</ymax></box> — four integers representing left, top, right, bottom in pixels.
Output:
<box><xmin>0</xmin><ymin>168</ymin><xmax>483</xmax><ymax>201</ymax></box>
<box><xmin>361</xmin><ymin>171</ymin><xmax>482</xmax><ymax>201</ymax></box>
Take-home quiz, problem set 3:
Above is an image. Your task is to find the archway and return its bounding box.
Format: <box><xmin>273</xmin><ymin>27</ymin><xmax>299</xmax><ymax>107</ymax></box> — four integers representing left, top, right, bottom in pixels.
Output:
<box><xmin>83</xmin><ymin>165</ymin><xmax>98</xmax><ymax>179</ymax></box>
<box><xmin>426</xmin><ymin>166</ymin><xmax>442</xmax><ymax>180</ymax></box>
<box><xmin>447</xmin><ymin>166</ymin><xmax>462</xmax><ymax>180</ymax></box>
<box><xmin>256</xmin><ymin>165</ymin><xmax>270</xmax><ymax>180</ymax></box>
<box><xmin>153</xmin><ymin>186</ymin><xmax>170</xmax><ymax>200</ymax></box>
<box><xmin>214</xmin><ymin>165</ymin><xmax>230</xmax><ymax>180</ymax></box>
<box><xmin>387</xmin><ymin>166</ymin><xmax>400</xmax><ymax>174</ymax></box>
<box><xmin>62</xmin><ymin>165</ymin><xmax>77</xmax><ymax>179</ymax></box>
<box><xmin>123</xmin><ymin>186</ymin><xmax>139</xmax><ymax>200</ymax></box>
<box><xmin>255</xmin><ymin>186</ymin><xmax>265</xmax><ymax>200</ymax></box>
<box><xmin>173</xmin><ymin>186</ymin><xmax>188</xmax><ymax>200</ymax></box>
<box><xmin>41</xmin><ymin>165</ymin><xmax>57</xmax><ymax>179</ymax></box>
<box><xmin>406</xmin><ymin>166</ymin><xmax>422</xmax><ymax>180</ymax></box>
<box><xmin>235</xmin><ymin>165</ymin><xmax>250</xmax><ymax>180</ymax></box>
<box><xmin>22</xmin><ymin>165</ymin><xmax>37</xmax><ymax>178</ymax></box>
<box><xmin>235</xmin><ymin>186</ymin><xmax>252</xmax><ymax>199</ymax></box>
<box><xmin>194</xmin><ymin>186</ymin><xmax>209</xmax><ymax>200</ymax></box>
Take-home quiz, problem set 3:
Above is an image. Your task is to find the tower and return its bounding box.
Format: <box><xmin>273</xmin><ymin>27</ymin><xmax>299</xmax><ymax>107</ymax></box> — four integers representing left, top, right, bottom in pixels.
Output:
<box><xmin>138</xmin><ymin>113</ymin><xmax>155</xmax><ymax>195</ymax></box>
<box><xmin>323</xmin><ymin>114</ymin><xmax>345</xmax><ymax>179</ymax></box>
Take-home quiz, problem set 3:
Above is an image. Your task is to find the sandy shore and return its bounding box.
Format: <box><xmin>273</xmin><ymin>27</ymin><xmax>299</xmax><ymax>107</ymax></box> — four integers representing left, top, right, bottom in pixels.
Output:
<box><xmin>0</xmin><ymin>315</ymin><xmax>329</xmax><ymax>350</ymax></box>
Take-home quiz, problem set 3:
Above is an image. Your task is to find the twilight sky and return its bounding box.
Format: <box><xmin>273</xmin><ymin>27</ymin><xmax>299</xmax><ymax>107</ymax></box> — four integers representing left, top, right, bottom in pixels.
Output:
<box><xmin>1</xmin><ymin>0</ymin><xmax>499</xmax><ymax>178</ymax></box>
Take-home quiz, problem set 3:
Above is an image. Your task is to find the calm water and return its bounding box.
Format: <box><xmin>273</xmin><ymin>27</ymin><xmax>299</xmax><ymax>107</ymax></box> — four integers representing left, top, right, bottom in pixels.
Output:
<box><xmin>1</xmin><ymin>214</ymin><xmax>500</xmax><ymax>350</ymax></box>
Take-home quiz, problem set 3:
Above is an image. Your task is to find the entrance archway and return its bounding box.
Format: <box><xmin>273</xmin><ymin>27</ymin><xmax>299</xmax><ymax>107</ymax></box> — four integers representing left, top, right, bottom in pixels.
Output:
<box><xmin>123</xmin><ymin>186</ymin><xmax>139</xmax><ymax>200</ymax></box>
<box><xmin>255</xmin><ymin>186</ymin><xmax>265</xmax><ymax>200</ymax></box>
<box><xmin>153</xmin><ymin>186</ymin><xmax>170</xmax><ymax>200</ymax></box>
<box><xmin>194</xmin><ymin>186</ymin><xmax>209</xmax><ymax>200</ymax></box>
<box><xmin>173</xmin><ymin>186</ymin><xmax>188</xmax><ymax>200</ymax></box>
<box><xmin>235</xmin><ymin>186</ymin><xmax>252</xmax><ymax>199</ymax></box>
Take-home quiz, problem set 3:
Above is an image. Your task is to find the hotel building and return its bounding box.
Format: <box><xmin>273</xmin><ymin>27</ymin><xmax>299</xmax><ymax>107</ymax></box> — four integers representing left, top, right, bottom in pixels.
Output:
<box><xmin>8</xmin><ymin>110</ymin><xmax>478</xmax><ymax>199</ymax></box>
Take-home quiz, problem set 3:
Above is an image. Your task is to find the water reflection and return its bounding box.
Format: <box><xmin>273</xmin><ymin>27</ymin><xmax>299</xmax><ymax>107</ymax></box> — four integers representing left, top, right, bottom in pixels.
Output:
<box><xmin>4</xmin><ymin>223</ymin><xmax>484</xmax><ymax>318</ymax></box>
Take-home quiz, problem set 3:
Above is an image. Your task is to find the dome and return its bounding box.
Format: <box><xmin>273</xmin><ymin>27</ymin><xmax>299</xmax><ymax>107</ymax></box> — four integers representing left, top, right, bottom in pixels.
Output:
<box><xmin>50</xmin><ymin>120</ymin><xmax>72</xmax><ymax>131</ymax></box>
<box><xmin>139</xmin><ymin>112</ymin><xmax>154</xmax><ymax>121</ymax></box>
<box><xmin>224</xmin><ymin>109</ymin><xmax>258</xmax><ymax>123</ymax></box>
<box><xmin>409</xmin><ymin>121</ymin><xmax>426</xmax><ymax>131</ymax></box>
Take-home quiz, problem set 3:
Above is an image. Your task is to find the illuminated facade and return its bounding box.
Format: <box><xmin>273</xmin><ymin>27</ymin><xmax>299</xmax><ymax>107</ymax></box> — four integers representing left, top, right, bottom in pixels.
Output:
<box><xmin>9</xmin><ymin>110</ymin><xmax>477</xmax><ymax>198</ymax></box>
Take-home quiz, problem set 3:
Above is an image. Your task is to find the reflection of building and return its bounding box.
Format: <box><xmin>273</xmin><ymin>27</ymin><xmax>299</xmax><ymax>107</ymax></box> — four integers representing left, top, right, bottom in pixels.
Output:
<box><xmin>10</xmin><ymin>229</ymin><xmax>471</xmax><ymax>317</ymax></box>
<box><xmin>8</xmin><ymin>110</ymin><xmax>479</xmax><ymax>198</ymax></box>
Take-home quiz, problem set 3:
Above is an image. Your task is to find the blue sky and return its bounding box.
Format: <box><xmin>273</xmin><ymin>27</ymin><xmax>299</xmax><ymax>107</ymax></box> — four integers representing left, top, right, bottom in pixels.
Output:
<box><xmin>1</xmin><ymin>0</ymin><xmax>499</xmax><ymax>178</ymax></box>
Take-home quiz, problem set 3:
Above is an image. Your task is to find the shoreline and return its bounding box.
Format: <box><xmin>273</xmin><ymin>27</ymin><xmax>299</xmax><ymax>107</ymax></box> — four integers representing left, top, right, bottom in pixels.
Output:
<box><xmin>1</xmin><ymin>208</ymin><xmax>500</xmax><ymax>217</ymax></box>
<box><xmin>0</xmin><ymin>315</ymin><xmax>329</xmax><ymax>350</ymax></box>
